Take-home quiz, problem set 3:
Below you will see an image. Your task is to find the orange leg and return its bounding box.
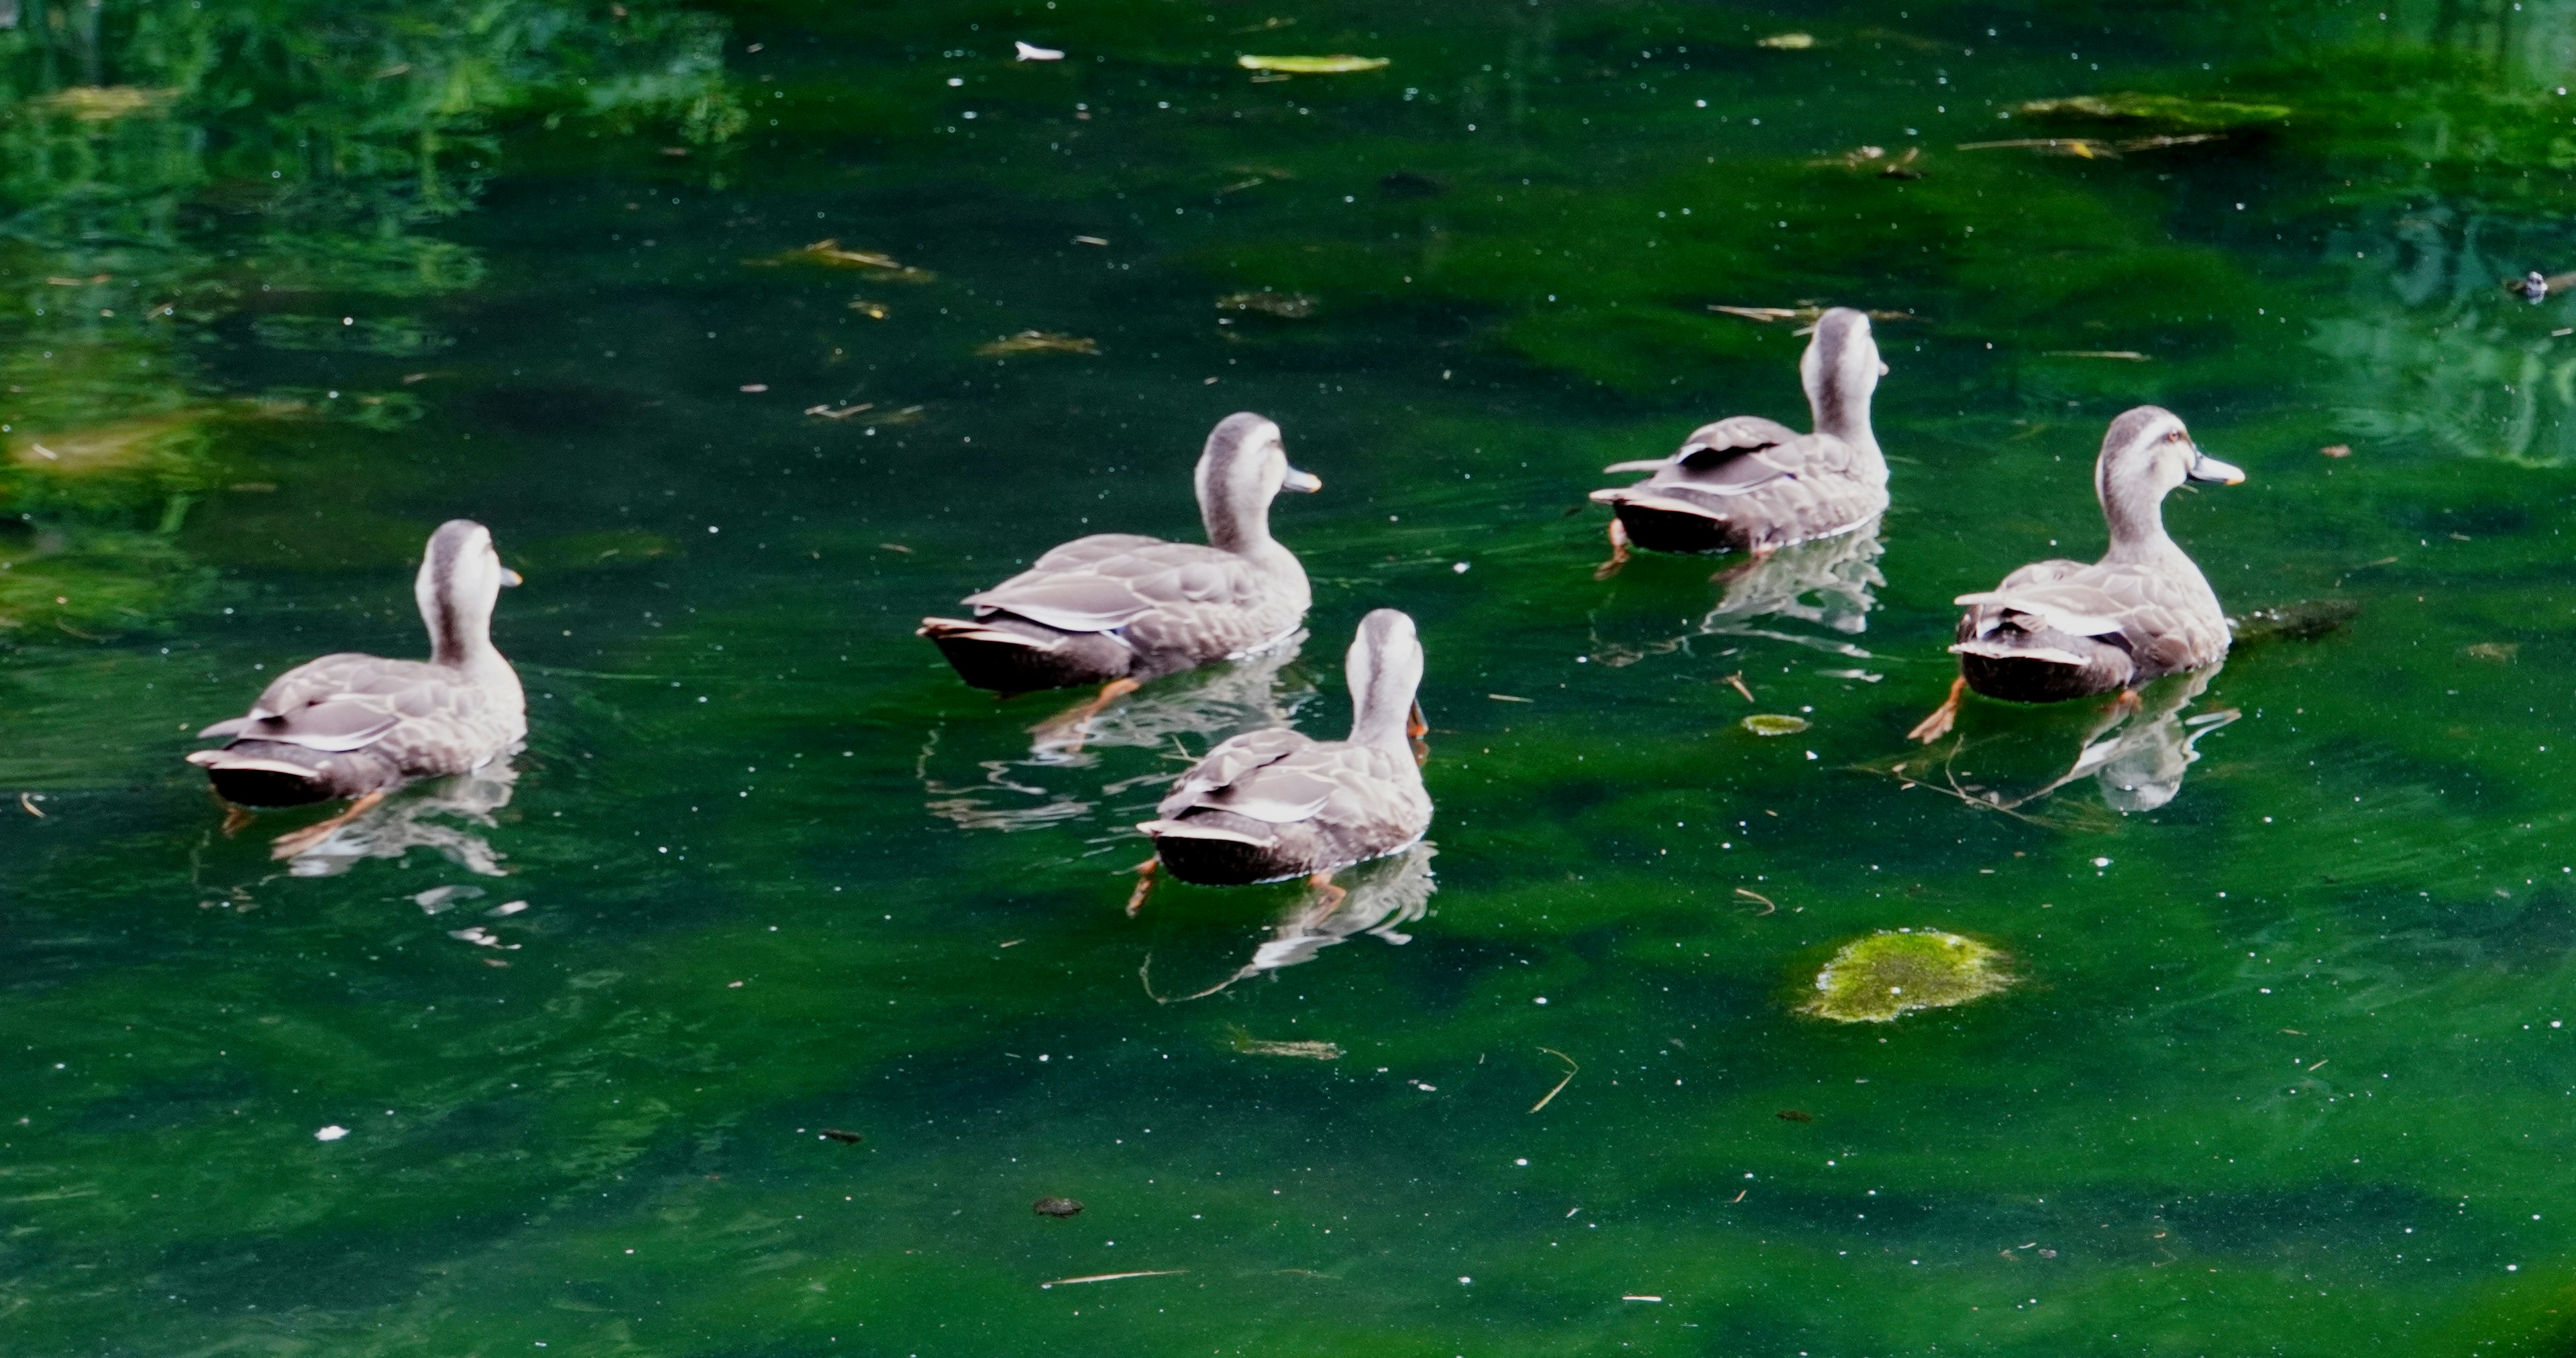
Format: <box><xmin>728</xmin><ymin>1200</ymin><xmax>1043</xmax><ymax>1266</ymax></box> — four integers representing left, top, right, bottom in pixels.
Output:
<box><xmin>219</xmin><ymin>803</ymin><xmax>255</xmax><ymax>838</ymax></box>
<box><xmin>1305</xmin><ymin>870</ymin><xmax>1348</xmax><ymax>913</ymax></box>
<box><xmin>1125</xmin><ymin>856</ymin><xmax>1159</xmax><ymax>917</ymax></box>
<box><xmin>1906</xmin><ymin>675</ymin><xmax>1968</xmax><ymax>744</ymax></box>
<box><xmin>1043</xmin><ymin>677</ymin><xmax>1142</xmax><ymax>753</ymax></box>
<box><xmin>1592</xmin><ymin>518</ymin><xmax>1632</xmax><ymax>581</ymax></box>
<box><xmin>269</xmin><ymin>788</ymin><xmax>386</xmax><ymax>860</ymax></box>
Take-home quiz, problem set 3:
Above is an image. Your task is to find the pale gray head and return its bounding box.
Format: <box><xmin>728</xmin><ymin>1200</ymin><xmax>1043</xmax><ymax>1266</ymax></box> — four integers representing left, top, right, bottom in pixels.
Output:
<box><xmin>1799</xmin><ymin>308</ymin><xmax>1886</xmax><ymax>433</ymax></box>
<box><xmin>1195</xmin><ymin>412</ymin><xmax>1321</xmax><ymax>551</ymax></box>
<box><xmin>417</xmin><ymin>519</ymin><xmax>521</xmax><ymax>665</ymax></box>
<box><xmin>2094</xmin><ymin>406</ymin><xmax>2243</xmax><ymax>547</ymax></box>
<box><xmin>1344</xmin><ymin>608</ymin><xmax>1426</xmax><ymax>749</ymax></box>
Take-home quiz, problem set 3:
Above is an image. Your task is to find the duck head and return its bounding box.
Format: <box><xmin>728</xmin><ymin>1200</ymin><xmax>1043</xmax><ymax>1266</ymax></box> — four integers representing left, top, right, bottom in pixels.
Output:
<box><xmin>418</xmin><ymin>519</ymin><xmax>520</xmax><ymax>665</ymax></box>
<box><xmin>2094</xmin><ymin>406</ymin><xmax>2242</xmax><ymax>551</ymax></box>
<box><xmin>1196</xmin><ymin>412</ymin><xmax>1321</xmax><ymax>551</ymax></box>
<box><xmin>1799</xmin><ymin>307</ymin><xmax>1886</xmax><ymax>441</ymax></box>
<box><xmin>1344</xmin><ymin>608</ymin><xmax>1426</xmax><ymax>751</ymax></box>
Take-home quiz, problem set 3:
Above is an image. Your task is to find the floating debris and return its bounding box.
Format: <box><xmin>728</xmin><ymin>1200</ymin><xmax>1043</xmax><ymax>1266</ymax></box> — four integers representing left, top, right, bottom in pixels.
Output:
<box><xmin>23</xmin><ymin>85</ymin><xmax>172</xmax><ymax>121</ymax></box>
<box><xmin>805</xmin><ymin>402</ymin><xmax>873</xmax><ymax>419</ymax></box>
<box><xmin>1814</xmin><ymin>145</ymin><xmax>1922</xmax><ymax>178</ymax></box>
<box><xmin>1218</xmin><ymin>289</ymin><xmax>1319</xmax><ymax>319</ymax></box>
<box><xmin>1803</xmin><ymin>929</ymin><xmax>2012</xmax><ymax>1023</ymax></box>
<box><xmin>1529</xmin><ymin>1047</ymin><xmax>1579</xmax><ymax>1113</ymax></box>
<box><xmin>2508</xmin><ymin>271</ymin><xmax>2576</xmax><ymax>302</ymax></box>
<box><xmin>1489</xmin><ymin>693</ymin><xmax>1534</xmax><ymax>703</ymax></box>
<box><xmin>1229</xmin><ymin>1026</ymin><xmax>1342</xmax><ymax>1060</ymax></box>
<box><xmin>1711</xmin><ymin>304</ymin><xmax>1917</xmax><ymax>325</ymax></box>
<box><xmin>1957</xmin><ymin>133</ymin><xmax>2226</xmax><ymax>159</ymax></box>
<box><xmin>977</xmin><ymin>331</ymin><xmax>1099</xmax><ymax>357</ymax></box>
<box><xmin>759</xmin><ymin>239</ymin><xmax>936</xmax><ymax>281</ymax></box>
<box><xmin>1757</xmin><ymin>32</ymin><xmax>1817</xmax><ymax>49</ymax></box>
<box><xmin>2466</xmin><ymin>642</ymin><xmax>2520</xmax><ymax>663</ymax></box>
<box><xmin>1014</xmin><ymin>41</ymin><xmax>1065</xmax><ymax>61</ymax></box>
<box><xmin>847</xmin><ymin>298</ymin><xmax>889</xmax><ymax>319</ymax></box>
<box><xmin>819</xmin><ymin>1128</ymin><xmax>865</xmax><ymax>1143</ymax></box>
<box><xmin>2042</xmin><ymin>350</ymin><xmax>2150</xmax><ymax>360</ymax></box>
<box><xmin>1041</xmin><ymin>1269</ymin><xmax>1186</xmax><ymax>1287</ymax></box>
<box><xmin>1032</xmin><ymin>1196</ymin><xmax>1085</xmax><ymax>1217</ymax></box>
<box><xmin>1819</xmin><ymin>668</ymin><xmax>1883</xmax><ymax>683</ymax></box>
<box><xmin>2008</xmin><ymin>93</ymin><xmax>2290</xmax><ymax>130</ymax></box>
<box><xmin>1775</xmin><ymin>1109</ymin><xmax>1815</xmax><ymax>1123</ymax></box>
<box><xmin>1236</xmin><ymin>54</ymin><xmax>1389</xmax><ymax>73</ymax></box>
<box><xmin>314</xmin><ymin>1125</ymin><xmax>350</xmax><ymax>1141</ymax></box>
<box><xmin>2320</xmin><ymin>444</ymin><xmax>2352</xmax><ymax>458</ymax></box>
<box><xmin>1741</xmin><ymin>714</ymin><xmax>1811</xmax><ymax>736</ymax></box>
<box><xmin>2229</xmin><ymin>599</ymin><xmax>2359</xmax><ymax>644</ymax></box>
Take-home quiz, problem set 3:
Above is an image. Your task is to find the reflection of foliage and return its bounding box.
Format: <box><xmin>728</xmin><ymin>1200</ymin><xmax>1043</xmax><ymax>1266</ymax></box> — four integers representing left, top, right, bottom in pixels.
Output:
<box><xmin>0</xmin><ymin>0</ymin><xmax>735</xmax><ymax>644</ymax></box>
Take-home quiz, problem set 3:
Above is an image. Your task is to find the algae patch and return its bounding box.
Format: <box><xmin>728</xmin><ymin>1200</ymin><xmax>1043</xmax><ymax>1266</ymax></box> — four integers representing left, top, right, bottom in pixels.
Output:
<box><xmin>1741</xmin><ymin>714</ymin><xmax>1810</xmax><ymax>736</ymax></box>
<box><xmin>1803</xmin><ymin>930</ymin><xmax>2011</xmax><ymax>1023</ymax></box>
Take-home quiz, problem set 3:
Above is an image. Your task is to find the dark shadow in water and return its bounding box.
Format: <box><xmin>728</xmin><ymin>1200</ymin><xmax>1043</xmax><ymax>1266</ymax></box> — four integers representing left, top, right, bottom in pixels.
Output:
<box><xmin>1140</xmin><ymin>842</ymin><xmax>1436</xmax><ymax>1003</ymax></box>
<box><xmin>1589</xmin><ymin>519</ymin><xmax>1884</xmax><ymax>667</ymax></box>
<box><xmin>920</xmin><ymin>634</ymin><xmax>1318</xmax><ymax>832</ymax></box>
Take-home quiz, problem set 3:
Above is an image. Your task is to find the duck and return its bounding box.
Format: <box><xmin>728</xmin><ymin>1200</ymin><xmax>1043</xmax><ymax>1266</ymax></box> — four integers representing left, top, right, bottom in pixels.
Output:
<box><xmin>1131</xmin><ymin>608</ymin><xmax>1430</xmax><ymax>898</ymax></box>
<box><xmin>188</xmin><ymin>520</ymin><xmax>526</xmax><ymax>828</ymax></box>
<box><xmin>918</xmin><ymin>412</ymin><xmax>1320</xmax><ymax>720</ymax></box>
<box><xmin>1589</xmin><ymin>306</ymin><xmax>1888</xmax><ymax>576</ymax></box>
<box><xmin>1907</xmin><ymin>406</ymin><xmax>2243</xmax><ymax>742</ymax></box>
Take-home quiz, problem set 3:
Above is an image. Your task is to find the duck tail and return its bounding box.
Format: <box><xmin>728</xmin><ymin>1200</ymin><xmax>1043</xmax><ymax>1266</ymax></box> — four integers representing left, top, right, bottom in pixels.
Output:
<box><xmin>919</xmin><ymin>614</ymin><xmax>1134</xmax><ymax>692</ymax></box>
<box><xmin>186</xmin><ymin>741</ymin><xmax>396</xmax><ymax>807</ymax></box>
<box><xmin>1951</xmin><ymin>622</ymin><xmax>2131</xmax><ymax>703</ymax></box>
<box><xmin>1137</xmin><ymin>815</ymin><xmax>1298</xmax><ymax>886</ymax></box>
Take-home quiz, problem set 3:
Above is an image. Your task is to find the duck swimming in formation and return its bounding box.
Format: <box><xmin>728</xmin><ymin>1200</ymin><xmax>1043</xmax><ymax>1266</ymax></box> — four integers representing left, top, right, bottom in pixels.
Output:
<box><xmin>1907</xmin><ymin>406</ymin><xmax>2243</xmax><ymax>742</ymax></box>
<box><xmin>188</xmin><ymin>520</ymin><xmax>527</xmax><ymax>826</ymax></box>
<box><xmin>1589</xmin><ymin>306</ymin><xmax>1888</xmax><ymax>577</ymax></box>
<box><xmin>918</xmin><ymin>412</ymin><xmax>1320</xmax><ymax>720</ymax></box>
<box><xmin>1132</xmin><ymin>608</ymin><xmax>1431</xmax><ymax>899</ymax></box>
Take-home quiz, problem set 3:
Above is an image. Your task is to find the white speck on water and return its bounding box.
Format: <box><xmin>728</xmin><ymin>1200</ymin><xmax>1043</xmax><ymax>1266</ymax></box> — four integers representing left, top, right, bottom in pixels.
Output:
<box><xmin>315</xmin><ymin>1125</ymin><xmax>349</xmax><ymax>1141</ymax></box>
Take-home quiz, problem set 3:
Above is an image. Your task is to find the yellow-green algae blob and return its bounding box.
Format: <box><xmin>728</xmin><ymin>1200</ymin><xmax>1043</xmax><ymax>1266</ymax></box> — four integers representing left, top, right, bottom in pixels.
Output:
<box><xmin>1740</xmin><ymin>714</ymin><xmax>1810</xmax><ymax>736</ymax></box>
<box><xmin>1803</xmin><ymin>930</ymin><xmax>2012</xmax><ymax>1023</ymax></box>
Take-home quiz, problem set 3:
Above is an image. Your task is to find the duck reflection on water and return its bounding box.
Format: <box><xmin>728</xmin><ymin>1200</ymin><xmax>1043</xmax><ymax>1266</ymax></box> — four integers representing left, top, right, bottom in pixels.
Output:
<box><xmin>1139</xmin><ymin>842</ymin><xmax>1436</xmax><ymax>1003</ymax></box>
<box><xmin>921</xmin><ymin>634</ymin><xmax>1317</xmax><ymax>832</ymax></box>
<box><xmin>273</xmin><ymin>757</ymin><xmax>519</xmax><ymax>877</ymax></box>
<box><xmin>1588</xmin><ymin>518</ymin><xmax>1884</xmax><ymax>666</ymax></box>
<box><xmin>1877</xmin><ymin>667</ymin><xmax>2237</xmax><ymax>818</ymax></box>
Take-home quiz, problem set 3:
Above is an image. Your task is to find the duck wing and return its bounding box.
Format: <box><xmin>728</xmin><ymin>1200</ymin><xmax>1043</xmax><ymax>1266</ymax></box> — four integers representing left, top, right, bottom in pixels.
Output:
<box><xmin>1598</xmin><ymin>416</ymin><xmax>1805</xmax><ymax>496</ymax></box>
<box><xmin>1156</xmin><ymin>727</ymin><xmax>1320</xmax><ymax>820</ymax></box>
<box><xmin>966</xmin><ymin>536</ymin><xmax>1258</xmax><ymax>635</ymax></box>
<box><xmin>198</xmin><ymin>654</ymin><xmax>455</xmax><ymax>751</ymax></box>
<box><xmin>1954</xmin><ymin>576</ymin><xmax>2131</xmax><ymax>639</ymax></box>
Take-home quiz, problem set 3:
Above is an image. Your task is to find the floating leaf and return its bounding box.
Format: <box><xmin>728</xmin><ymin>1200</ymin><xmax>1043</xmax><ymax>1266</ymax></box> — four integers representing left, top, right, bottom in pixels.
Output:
<box><xmin>1803</xmin><ymin>930</ymin><xmax>2012</xmax><ymax>1023</ymax></box>
<box><xmin>1228</xmin><ymin>1025</ymin><xmax>1341</xmax><ymax>1059</ymax></box>
<box><xmin>1236</xmin><ymin>54</ymin><xmax>1389</xmax><ymax>74</ymax></box>
<box><xmin>1756</xmin><ymin>32</ymin><xmax>1816</xmax><ymax>49</ymax></box>
<box><xmin>1217</xmin><ymin>289</ymin><xmax>1318</xmax><ymax>319</ymax></box>
<box><xmin>1740</xmin><ymin>714</ymin><xmax>1810</xmax><ymax>736</ymax></box>
<box><xmin>2010</xmin><ymin>93</ymin><xmax>2291</xmax><ymax>130</ymax></box>
<box><xmin>976</xmin><ymin>331</ymin><xmax>1099</xmax><ymax>357</ymax></box>
<box><xmin>759</xmin><ymin>239</ymin><xmax>936</xmax><ymax>282</ymax></box>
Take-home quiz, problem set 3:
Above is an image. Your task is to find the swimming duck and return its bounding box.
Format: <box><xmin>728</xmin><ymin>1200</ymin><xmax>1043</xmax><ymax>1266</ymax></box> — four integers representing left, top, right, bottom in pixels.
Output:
<box><xmin>1589</xmin><ymin>307</ymin><xmax>1887</xmax><ymax>576</ymax></box>
<box><xmin>188</xmin><ymin>520</ymin><xmax>527</xmax><ymax>821</ymax></box>
<box><xmin>918</xmin><ymin>412</ymin><xmax>1320</xmax><ymax>716</ymax></box>
<box><xmin>1907</xmin><ymin>406</ymin><xmax>2242</xmax><ymax>742</ymax></box>
<box><xmin>1133</xmin><ymin>609</ymin><xmax>1430</xmax><ymax>893</ymax></box>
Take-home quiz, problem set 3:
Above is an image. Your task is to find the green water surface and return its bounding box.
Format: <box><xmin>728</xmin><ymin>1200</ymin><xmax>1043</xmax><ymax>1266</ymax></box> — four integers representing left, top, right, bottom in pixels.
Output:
<box><xmin>11</xmin><ymin>0</ymin><xmax>2576</xmax><ymax>1353</ymax></box>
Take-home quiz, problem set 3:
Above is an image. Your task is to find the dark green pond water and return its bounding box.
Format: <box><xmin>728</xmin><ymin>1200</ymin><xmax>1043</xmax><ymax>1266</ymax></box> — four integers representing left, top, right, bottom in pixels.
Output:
<box><xmin>11</xmin><ymin>0</ymin><xmax>2576</xmax><ymax>1351</ymax></box>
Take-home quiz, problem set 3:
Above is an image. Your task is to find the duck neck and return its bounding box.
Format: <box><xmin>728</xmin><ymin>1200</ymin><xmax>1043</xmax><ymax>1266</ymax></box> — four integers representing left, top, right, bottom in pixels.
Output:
<box><xmin>1202</xmin><ymin>477</ymin><xmax>1272</xmax><ymax>555</ymax></box>
<box><xmin>425</xmin><ymin>593</ymin><xmax>496</xmax><ymax>669</ymax></box>
<box><xmin>1347</xmin><ymin>669</ymin><xmax>1417</xmax><ymax>753</ymax></box>
<box><xmin>1810</xmin><ymin>372</ymin><xmax>1876</xmax><ymax>452</ymax></box>
<box><xmin>2100</xmin><ymin>489</ymin><xmax>2176</xmax><ymax>565</ymax></box>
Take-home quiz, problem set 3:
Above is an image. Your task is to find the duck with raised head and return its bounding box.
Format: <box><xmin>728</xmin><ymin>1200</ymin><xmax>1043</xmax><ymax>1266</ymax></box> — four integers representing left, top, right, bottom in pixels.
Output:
<box><xmin>918</xmin><ymin>412</ymin><xmax>1321</xmax><ymax>720</ymax></box>
<box><xmin>1589</xmin><ymin>306</ymin><xmax>1888</xmax><ymax>576</ymax></box>
<box><xmin>1907</xmin><ymin>406</ymin><xmax>2243</xmax><ymax>742</ymax></box>
<box><xmin>1132</xmin><ymin>609</ymin><xmax>1431</xmax><ymax>899</ymax></box>
<box><xmin>188</xmin><ymin>520</ymin><xmax>527</xmax><ymax>830</ymax></box>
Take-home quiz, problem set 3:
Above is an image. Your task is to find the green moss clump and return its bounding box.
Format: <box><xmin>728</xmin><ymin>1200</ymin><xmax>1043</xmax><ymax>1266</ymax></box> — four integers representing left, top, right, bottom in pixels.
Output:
<box><xmin>1803</xmin><ymin>931</ymin><xmax>2012</xmax><ymax>1023</ymax></box>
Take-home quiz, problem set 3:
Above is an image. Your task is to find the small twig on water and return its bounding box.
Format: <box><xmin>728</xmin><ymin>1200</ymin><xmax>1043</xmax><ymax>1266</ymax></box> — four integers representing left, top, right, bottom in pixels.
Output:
<box><xmin>1530</xmin><ymin>1047</ymin><xmax>1580</xmax><ymax>1113</ymax></box>
<box><xmin>1040</xmin><ymin>1269</ymin><xmax>1187</xmax><ymax>1288</ymax></box>
<box><xmin>18</xmin><ymin>792</ymin><xmax>42</xmax><ymax>818</ymax></box>
<box><xmin>1735</xmin><ymin>887</ymin><xmax>1777</xmax><ymax>915</ymax></box>
<box><xmin>1721</xmin><ymin>672</ymin><xmax>1756</xmax><ymax>703</ymax></box>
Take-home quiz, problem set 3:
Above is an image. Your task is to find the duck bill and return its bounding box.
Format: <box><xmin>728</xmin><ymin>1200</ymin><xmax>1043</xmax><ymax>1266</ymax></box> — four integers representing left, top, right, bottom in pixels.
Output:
<box><xmin>2185</xmin><ymin>450</ymin><xmax>2245</xmax><ymax>486</ymax></box>
<box><xmin>500</xmin><ymin>567</ymin><xmax>525</xmax><ymax>587</ymax></box>
<box><xmin>1282</xmin><ymin>467</ymin><xmax>1323</xmax><ymax>493</ymax></box>
<box><xmin>1406</xmin><ymin>700</ymin><xmax>1428</xmax><ymax>739</ymax></box>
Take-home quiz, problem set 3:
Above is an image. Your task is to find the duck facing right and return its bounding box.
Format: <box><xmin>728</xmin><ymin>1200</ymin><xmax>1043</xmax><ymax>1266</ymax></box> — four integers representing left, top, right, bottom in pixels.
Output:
<box><xmin>1908</xmin><ymin>406</ymin><xmax>2243</xmax><ymax>742</ymax></box>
